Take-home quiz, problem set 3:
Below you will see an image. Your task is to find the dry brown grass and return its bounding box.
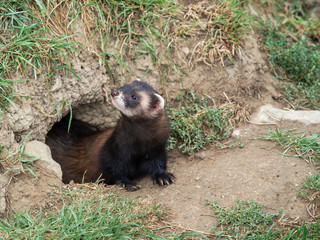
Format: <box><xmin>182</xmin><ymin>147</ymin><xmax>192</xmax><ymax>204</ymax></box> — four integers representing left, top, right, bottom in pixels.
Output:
<box><xmin>172</xmin><ymin>0</ymin><xmax>251</xmax><ymax>66</ymax></box>
<box><xmin>27</xmin><ymin>0</ymin><xmax>250</xmax><ymax>67</ymax></box>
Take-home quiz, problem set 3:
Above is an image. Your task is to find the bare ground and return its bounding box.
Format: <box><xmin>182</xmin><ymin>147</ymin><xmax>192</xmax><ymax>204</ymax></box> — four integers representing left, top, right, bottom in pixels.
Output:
<box><xmin>121</xmin><ymin>122</ymin><xmax>319</xmax><ymax>233</ymax></box>
<box><xmin>7</xmin><ymin>120</ymin><xmax>319</xmax><ymax>234</ymax></box>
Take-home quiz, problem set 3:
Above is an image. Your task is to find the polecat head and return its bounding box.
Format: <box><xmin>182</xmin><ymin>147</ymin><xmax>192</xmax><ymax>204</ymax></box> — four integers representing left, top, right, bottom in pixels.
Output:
<box><xmin>111</xmin><ymin>80</ymin><xmax>165</xmax><ymax>119</ymax></box>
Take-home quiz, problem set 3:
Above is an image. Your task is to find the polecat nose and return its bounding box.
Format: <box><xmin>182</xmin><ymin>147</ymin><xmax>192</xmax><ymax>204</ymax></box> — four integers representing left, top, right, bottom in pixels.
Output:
<box><xmin>111</xmin><ymin>89</ymin><xmax>119</xmax><ymax>97</ymax></box>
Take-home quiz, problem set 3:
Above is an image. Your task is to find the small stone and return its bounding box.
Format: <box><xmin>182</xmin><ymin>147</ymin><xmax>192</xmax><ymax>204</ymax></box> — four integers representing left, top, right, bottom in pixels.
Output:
<box><xmin>50</xmin><ymin>77</ymin><xmax>62</xmax><ymax>92</ymax></box>
<box><xmin>194</xmin><ymin>152</ymin><xmax>206</xmax><ymax>160</ymax></box>
<box><xmin>232</xmin><ymin>129</ymin><xmax>241</xmax><ymax>137</ymax></box>
<box><xmin>24</xmin><ymin>140</ymin><xmax>62</xmax><ymax>180</ymax></box>
<box><xmin>252</xmin><ymin>105</ymin><xmax>320</xmax><ymax>125</ymax></box>
<box><xmin>182</xmin><ymin>47</ymin><xmax>190</xmax><ymax>55</ymax></box>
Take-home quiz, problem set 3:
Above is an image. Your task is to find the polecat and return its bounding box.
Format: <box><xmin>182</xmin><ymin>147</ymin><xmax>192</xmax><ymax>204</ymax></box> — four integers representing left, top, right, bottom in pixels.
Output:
<box><xmin>46</xmin><ymin>80</ymin><xmax>175</xmax><ymax>191</ymax></box>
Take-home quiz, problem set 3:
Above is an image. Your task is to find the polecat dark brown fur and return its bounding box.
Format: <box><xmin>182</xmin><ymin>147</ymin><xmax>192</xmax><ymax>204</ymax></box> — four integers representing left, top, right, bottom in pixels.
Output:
<box><xmin>46</xmin><ymin>80</ymin><xmax>175</xmax><ymax>191</ymax></box>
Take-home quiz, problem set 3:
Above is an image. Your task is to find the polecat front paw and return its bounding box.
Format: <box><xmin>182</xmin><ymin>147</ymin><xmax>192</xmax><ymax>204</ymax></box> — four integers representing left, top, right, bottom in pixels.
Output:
<box><xmin>153</xmin><ymin>172</ymin><xmax>175</xmax><ymax>186</ymax></box>
<box><xmin>116</xmin><ymin>180</ymin><xmax>141</xmax><ymax>191</ymax></box>
<box><xmin>125</xmin><ymin>183</ymin><xmax>141</xmax><ymax>191</ymax></box>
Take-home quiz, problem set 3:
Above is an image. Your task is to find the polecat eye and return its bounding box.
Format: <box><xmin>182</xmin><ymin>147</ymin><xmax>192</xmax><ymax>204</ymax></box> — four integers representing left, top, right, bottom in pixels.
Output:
<box><xmin>132</xmin><ymin>95</ymin><xmax>137</xmax><ymax>100</ymax></box>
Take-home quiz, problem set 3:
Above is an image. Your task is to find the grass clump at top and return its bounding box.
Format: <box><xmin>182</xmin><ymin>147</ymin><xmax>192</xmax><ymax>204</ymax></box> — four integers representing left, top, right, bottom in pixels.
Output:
<box><xmin>258</xmin><ymin>128</ymin><xmax>320</xmax><ymax>165</ymax></box>
<box><xmin>68</xmin><ymin>0</ymin><xmax>251</xmax><ymax>75</ymax></box>
<box><xmin>0</xmin><ymin>0</ymin><xmax>252</xmax><ymax>109</ymax></box>
<box><xmin>256</xmin><ymin>0</ymin><xmax>320</xmax><ymax>110</ymax></box>
<box><xmin>0</xmin><ymin>0</ymin><xmax>78</xmax><ymax>111</ymax></box>
<box><xmin>0</xmin><ymin>184</ymin><xmax>203</xmax><ymax>239</ymax></box>
<box><xmin>0</xmin><ymin>0</ymin><xmax>179</xmax><ymax>109</ymax></box>
<box><xmin>0</xmin><ymin>0</ymin><xmax>78</xmax><ymax>81</ymax></box>
<box><xmin>54</xmin><ymin>0</ymin><xmax>180</xmax><ymax>74</ymax></box>
<box><xmin>167</xmin><ymin>91</ymin><xmax>243</xmax><ymax>155</ymax></box>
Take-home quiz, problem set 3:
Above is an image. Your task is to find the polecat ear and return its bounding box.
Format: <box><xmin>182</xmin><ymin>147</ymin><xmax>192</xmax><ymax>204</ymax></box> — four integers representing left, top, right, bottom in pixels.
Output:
<box><xmin>152</xmin><ymin>94</ymin><xmax>165</xmax><ymax>112</ymax></box>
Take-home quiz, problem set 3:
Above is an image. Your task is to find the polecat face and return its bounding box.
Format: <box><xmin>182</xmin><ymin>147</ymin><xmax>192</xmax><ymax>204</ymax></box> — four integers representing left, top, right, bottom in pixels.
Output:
<box><xmin>111</xmin><ymin>80</ymin><xmax>165</xmax><ymax>119</ymax></box>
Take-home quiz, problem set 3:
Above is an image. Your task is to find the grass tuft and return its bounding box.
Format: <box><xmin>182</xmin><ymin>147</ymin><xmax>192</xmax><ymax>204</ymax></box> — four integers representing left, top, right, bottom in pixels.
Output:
<box><xmin>0</xmin><ymin>131</ymin><xmax>38</xmax><ymax>176</ymax></box>
<box><xmin>297</xmin><ymin>173</ymin><xmax>320</xmax><ymax>221</ymax></box>
<box><xmin>207</xmin><ymin>199</ymin><xmax>320</xmax><ymax>239</ymax></box>
<box><xmin>0</xmin><ymin>78</ymin><xmax>15</xmax><ymax>110</ymax></box>
<box><xmin>258</xmin><ymin>128</ymin><xmax>320</xmax><ymax>165</ymax></box>
<box><xmin>257</xmin><ymin>0</ymin><xmax>320</xmax><ymax>110</ymax></box>
<box><xmin>206</xmin><ymin>200</ymin><xmax>282</xmax><ymax>239</ymax></box>
<box><xmin>266</xmin><ymin>33</ymin><xmax>320</xmax><ymax>86</ymax></box>
<box><xmin>262</xmin><ymin>27</ymin><xmax>320</xmax><ymax>110</ymax></box>
<box><xmin>167</xmin><ymin>91</ymin><xmax>241</xmax><ymax>155</ymax></box>
<box><xmin>0</xmin><ymin>184</ymin><xmax>200</xmax><ymax>239</ymax></box>
<box><xmin>298</xmin><ymin>173</ymin><xmax>320</xmax><ymax>200</ymax></box>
